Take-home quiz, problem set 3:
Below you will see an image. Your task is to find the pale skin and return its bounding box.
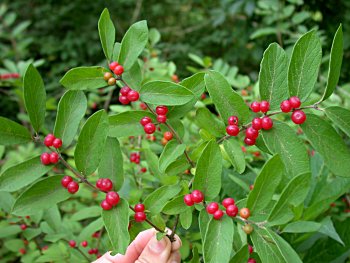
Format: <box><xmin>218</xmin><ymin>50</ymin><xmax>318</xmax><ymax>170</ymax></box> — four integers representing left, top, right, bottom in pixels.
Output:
<box><xmin>93</xmin><ymin>228</ymin><xmax>182</xmax><ymax>263</ymax></box>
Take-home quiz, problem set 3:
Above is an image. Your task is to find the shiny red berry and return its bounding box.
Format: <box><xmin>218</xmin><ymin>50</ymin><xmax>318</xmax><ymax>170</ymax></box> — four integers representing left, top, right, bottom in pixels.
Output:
<box><xmin>134</xmin><ymin>203</ymin><xmax>145</xmax><ymax>212</ymax></box>
<box><xmin>291</xmin><ymin>110</ymin><xmax>306</xmax><ymax>124</ymax></box>
<box><xmin>213</xmin><ymin>210</ymin><xmax>224</xmax><ymax>220</ymax></box>
<box><xmin>239</xmin><ymin>208</ymin><xmax>251</xmax><ymax>219</ymax></box>
<box><xmin>81</xmin><ymin>241</ymin><xmax>88</xmax><ymax>247</ymax></box>
<box><xmin>248</xmin><ymin>244</ymin><xmax>253</xmax><ymax>254</ymax></box>
<box><xmin>163</xmin><ymin>131</ymin><xmax>173</xmax><ymax>140</ymax></box>
<box><xmin>69</xmin><ymin>240</ymin><xmax>76</xmax><ymax>248</ymax></box>
<box><xmin>184</xmin><ymin>194</ymin><xmax>194</xmax><ymax>206</ymax></box>
<box><xmin>251</xmin><ymin>118</ymin><xmax>262</xmax><ymax>130</ymax></box>
<box><xmin>260</xmin><ymin>101</ymin><xmax>270</xmax><ymax>113</ymax></box>
<box><xmin>157</xmin><ymin>115</ymin><xmax>167</xmax><ymax>123</ymax></box>
<box><xmin>228</xmin><ymin>116</ymin><xmax>239</xmax><ymax>125</ymax></box>
<box><xmin>191</xmin><ymin>190</ymin><xmax>204</xmax><ymax>203</ymax></box>
<box><xmin>140</xmin><ymin>116</ymin><xmax>152</xmax><ymax>126</ymax></box>
<box><xmin>134</xmin><ymin>212</ymin><xmax>146</xmax><ymax>222</ymax></box>
<box><xmin>206</xmin><ymin>202</ymin><xmax>219</xmax><ymax>214</ymax></box>
<box><xmin>222</xmin><ymin>197</ymin><xmax>235</xmax><ymax>208</ymax></box>
<box><xmin>245</xmin><ymin>127</ymin><xmax>259</xmax><ymax>140</ymax></box>
<box><xmin>261</xmin><ymin>116</ymin><xmax>273</xmax><ymax>130</ymax></box>
<box><xmin>113</xmin><ymin>65</ymin><xmax>124</xmax><ymax>75</ymax></box>
<box><xmin>40</xmin><ymin>153</ymin><xmax>51</xmax><ymax>165</ymax></box>
<box><xmin>61</xmin><ymin>176</ymin><xmax>73</xmax><ymax>188</ymax></box>
<box><xmin>52</xmin><ymin>138</ymin><xmax>62</xmax><ymax>148</ymax></box>
<box><xmin>248</xmin><ymin>258</ymin><xmax>256</xmax><ymax>263</ymax></box>
<box><xmin>140</xmin><ymin>167</ymin><xmax>147</xmax><ymax>173</ymax></box>
<box><xmin>250</xmin><ymin>101</ymin><xmax>260</xmax><ymax>113</ymax></box>
<box><xmin>144</xmin><ymin>123</ymin><xmax>156</xmax><ymax>134</ymax></box>
<box><xmin>109</xmin><ymin>62</ymin><xmax>119</xmax><ymax>71</ymax></box>
<box><xmin>99</xmin><ymin>178</ymin><xmax>113</xmax><ymax>192</ymax></box>
<box><xmin>127</xmin><ymin>90</ymin><xmax>140</xmax><ymax>102</ymax></box>
<box><xmin>119</xmin><ymin>96</ymin><xmax>130</xmax><ymax>105</ymax></box>
<box><xmin>226</xmin><ymin>204</ymin><xmax>238</xmax><ymax>217</ymax></box>
<box><xmin>106</xmin><ymin>191</ymin><xmax>120</xmax><ymax>206</ymax></box>
<box><xmin>19</xmin><ymin>248</ymin><xmax>26</xmax><ymax>254</ymax></box>
<box><xmin>226</xmin><ymin>125</ymin><xmax>240</xmax><ymax>136</ymax></box>
<box><xmin>20</xmin><ymin>224</ymin><xmax>27</xmax><ymax>230</ymax></box>
<box><xmin>289</xmin><ymin>96</ymin><xmax>301</xmax><ymax>108</ymax></box>
<box><xmin>44</xmin><ymin>134</ymin><xmax>55</xmax><ymax>147</ymax></box>
<box><xmin>120</xmin><ymin>86</ymin><xmax>131</xmax><ymax>96</ymax></box>
<box><xmin>49</xmin><ymin>152</ymin><xmax>59</xmax><ymax>164</ymax></box>
<box><xmin>67</xmin><ymin>181</ymin><xmax>79</xmax><ymax>194</ymax></box>
<box><xmin>156</xmin><ymin>105</ymin><xmax>168</xmax><ymax>115</ymax></box>
<box><xmin>280</xmin><ymin>100</ymin><xmax>292</xmax><ymax>113</ymax></box>
<box><xmin>101</xmin><ymin>199</ymin><xmax>113</xmax><ymax>210</ymax></box>
<box><xmin>244</xmin><ymin>137</ymin><xmax>256</xmax><ymax>146</ymax></box>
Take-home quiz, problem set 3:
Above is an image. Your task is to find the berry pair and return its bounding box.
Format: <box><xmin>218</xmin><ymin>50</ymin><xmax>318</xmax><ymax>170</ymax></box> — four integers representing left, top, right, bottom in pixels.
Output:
<box><xmin>100</xmin><ymin>191</ymin><xmax>120</xmax><ymax>210</ymax></box>
<box><xmin>96</xmin><ymin>178</ymin><xmax>113</xmax><ymax>192</ymax></box>
<box><xmin>250</xmin><ymin>101</ymin><xmax>270</xmax><ymax>113</ymax></box>
<box><xmin>206</xmin><ymin>197</ymin><xmax>238</xmax><ymax>220</ymax></box>
<box><xmin>155</xmin><ymin>105</ymin><xmax>169</xmax><ymax>123</ymax></box>
<box><xmin>183</xmin><ymin>190</ymin><xmax>204</xmax><ymax>206</ymax></box>
<box><xmin>40</xmin><ymin>152</ymin><xmax>59</xmax><ymax>165</ymax></box>
<box><xmin>244</xmin><ymin>116</ymin><xmax>273</xmax><ymax>146</ymax></box>
<box><xmin>130</xmin><ymin>152</ymin><xmax>141</xmax><ymax>164</ymax></box>
<box><xmin>161</xmin><ymin>131</ymin><xmax>173</xmax><ymax>146</ymax></box>
<box><xmin>44</xmin><ymin>134</ymin><xmax>62</xmax><ymax>148</ymax></box>
<box><xmin>61</xmin><ymin>176</ymin><xmax>79</xmax><ymax>194</ymax></box>
<box><xmin>134</xmin><ymin>203</ymin><xmax>146</xmax><ymax>222</ymax></box>
<box><xmin>226</xmin><ymin>115</ymin><xmax>240</xmax><ymax>136</ymax></box>
<box><xmin>103</xmin><ymin>72</ymin><xmax>116</xmax><ymax>86</ymax></box>
<box><xmin>140</xmin><ymin>116</ymin><xmax>156</xmax><ymax>134</ymax></box>
<box><xmin>280</xmin><ymin>96</ymin><xmax>306</xmax><ymax>124</ymax></box>
<box><xmin>119</xmin><ymin>86</ymin><xmax>140</xmax><ymax>105</ymax></box>
<box><xmin>109</xmin><ymin>61</ymin><xmax>124</xmax><ymax>76</ymax></box>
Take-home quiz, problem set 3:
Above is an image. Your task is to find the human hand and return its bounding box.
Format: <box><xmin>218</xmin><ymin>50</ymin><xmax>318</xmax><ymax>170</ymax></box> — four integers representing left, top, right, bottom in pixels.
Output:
<box><xmin>93</xmin><ymin>228</ymin><xmax>182</xmax><ymax>263</ymax></box>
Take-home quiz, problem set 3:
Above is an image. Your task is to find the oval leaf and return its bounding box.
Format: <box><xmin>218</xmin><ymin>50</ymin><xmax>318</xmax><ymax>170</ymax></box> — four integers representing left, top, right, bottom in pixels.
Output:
<box><xmin>74</xmin><ymin>110</ymin><xmax>109</xmax><ymax>176</ymax></box>
<box><xmin>162</xmin><ymin>195</ymin><xmax>188</xmax><ymax>215</ymax></box>
<box><xmin>54</xmin><ymin>90</ymin><xmax>87</xmax><ymax>148</ymax></box>
<box><xmin>0</xmin><ymin>117</ymin><xmax>32</xmax><ymax>145</ymax></box>
<box><xmin>195</xmin><ymin>107</ymin><xmax>226</xmax><ymax>137</ymax></box>
<box><xmin>222</xmin><ymin>139</ymin><xmax>246</xmax><ymax>174</ymax></box>
<box><xmin>325</xmin><ymin>106</ymin><xmax>350</xmax><ymax>137</ymax></box>
<box><xmin>98</xmin><ymin>8</ymin><xmax>115</xmax><ymax>61</ymax></box>
<box><xmin>23</xmin><ymin>64</ymin><xmax>46</xmax><ymax>132</ymax></box>
<box><xmin>159</xmin><ymin>140</ymin><xmax>186</xmax><ymax>172</ymax></box>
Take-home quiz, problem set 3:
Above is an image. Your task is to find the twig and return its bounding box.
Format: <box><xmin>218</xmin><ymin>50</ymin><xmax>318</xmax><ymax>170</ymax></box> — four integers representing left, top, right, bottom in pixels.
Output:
<box><xmin>103</xmin><ymin>89</ymin><xmax>114</xmax><ymax>111</ymax></box>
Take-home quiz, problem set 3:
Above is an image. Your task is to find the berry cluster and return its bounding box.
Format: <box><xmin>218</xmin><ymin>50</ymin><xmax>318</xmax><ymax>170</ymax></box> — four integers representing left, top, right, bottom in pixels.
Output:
<box><xmin>155</xmin><ymin>105</ymin><xmax>168</xmax><ymax>123</ymax></box>
<box><xmin>40</xmin><ymin>152</ymin><xmax>59</xmax><ymax>165</ymax></box>
<box><xmin>61</xmin><ymin>176</ymin><xmax>79</xmax><ymax>194</ymax></box>
<box><xmin>103</xmin><ymin>72</ymin><xmax>116</xmax><ymax>86</ymax></box>
<box><xmin>96</xmin><ymin>178</ymin><xmax>113</xmax><ymax>192</ymax></box>
<box><xmin>250</xmin><ymin>100</ymin><xmax>270</xmax><ymax>113</ymax></box>
<box><xmin>183</xmin><ymin>190</ymin><xmax>205</xmax><ymax>206</ymax></box>
<box><xmin>134</xmin><ymin>203</ymin><xmax>146</xmax><ymax>222</ymax></box>
<box><xmin>0</xmin><ymin>73</ymin><xmax>20</xmax><ymax>79</ymax></box>
<box><xmin>130</xmin><ymin>152</ymin><xmax>141</xmax><ymax>164</ymax></box>
<box><xmin>119</xmin><ymin>86</ymin><xmax>140</xmax><ymax>105</ymax></box>
<box><xmin>226</xmin><ymin>115</ymin><xmax>240</xmax><ymax>136</ymax></box>
<box><xmin>140</xmin><ymin>116</ymin><xmax>156</xmax><ymax>134</ymax></box>
<box><xmin>280</xmin><ymin>96</ymin><xmax>306</xmax><ymax>124</ymax></box>
<box><xmin>161</xmin><ymin>131</ymin><xmax>173</xmax><ymax>146</ymax></box>
<box><xmin>44</xmin><ymin>134</ymin><xmax>63</xmax><ymax>148</ymax></box>
<box><xmin>109</xmin><ymin>61</ymin><xmax>124</xmax><ymax>76</ymax></box>
<box><xmin>100</xmin><ymin>191</ymin><xmax>120</xmax><ymax>210</ymax></box>
<box><xmin>206</xmin><ymin>198</ymin><xmax>239</xmax><ymax>220</ymax></box>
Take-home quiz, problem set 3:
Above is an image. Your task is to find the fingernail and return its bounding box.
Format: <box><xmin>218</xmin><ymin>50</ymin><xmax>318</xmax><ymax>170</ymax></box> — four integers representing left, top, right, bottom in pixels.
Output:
<box><xmin>149</xmin><ymin>237</ymin><xmax>167</xmax><ymax>254</ymax></box>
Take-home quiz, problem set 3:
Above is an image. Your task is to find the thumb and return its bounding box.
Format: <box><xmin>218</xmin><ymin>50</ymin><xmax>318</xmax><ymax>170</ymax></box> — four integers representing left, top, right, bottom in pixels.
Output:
<box><xmin>136</xmin><ymin>235</ymin><xmax>172</xmax><ymax>263</ymax></box>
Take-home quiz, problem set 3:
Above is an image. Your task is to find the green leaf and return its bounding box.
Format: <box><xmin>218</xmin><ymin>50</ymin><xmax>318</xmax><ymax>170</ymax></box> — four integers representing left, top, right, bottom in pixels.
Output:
<box><xmin>222</xmin><ymin>139</ymin><xmax>246</xmax><ymax>174</ymax></box>
<box><xmin>98</xmin><ymin>137</ymin><xmax>124</xmax><ymax>191</ymax></box>
<box><xmin>0</xmin><ymin>156</ymin><xmax>52</xmax><ymax>192</ymax></box>
<box><xmin>229</xmin><ymin>245</ymin><xmax>249</xmax><ymax>263</ymax></box>
<box><xmin>0</xmin><ymin>117</ymin><xmax>32</xmax><ymax>145</ymax></box>
<box><xmin>204</xmin><ymin>70</ymin><xmax>249</xmax><ymax>124</ymax></box>
<box><xmin>259</xmin><ymin>43</ymin><xmax>288</xmax><ymax>110</ymax></box>
<box><xmin>98</xmin><ymin>8</ymin><xmax>115</xmax><ymax>61</ymax></box>
<box><xmin>74</xmin><ymin>110</ymin><xmax>109</xmax><ymax>176</ymax></box>
<box><xmin>301</xmin><ymin>114</ymin><xmax>350</xmax><ymax>178</ymax></box>
<box><xmin>203</xmin><ymin>216</ymin><xmax>234</xmax><ymax>263</ymax></box>
<box><xmin>288</xmin><ymin>30</ymin><xmax>322</xmax><ymax>101</ymax></box>
<box><xmin>78</xmin><ymin>218</ymin><xmax>104</xmax><ymax>241</ymax></box>
<box><xmin>144</xmin><ymin>149</ymin><xmax>163</xmax><ymax>177</ymax></box>
<box><xmin>162</xmin><ymin>195</ymin><xmax>188</xmax><ymax>215</ymax></box>
<box><xmin>53</xmin><ymin>91</ymin><xmax>87</xmax><ymax>148</ymax></box>
<box><xmin>11</xmin><ymin>175</ymin><xmax>71</xmax><ymax>216</ymax></box>
<box><xmin>180</xmin><ymin>207</ymin><xmax>193</xmax><ymax>229</ymax></box>
<box><xmin>247</xmin><ymin>155</ymin><xmax>284</xmax><ymax>213</ymax></box>
<box><xmin>261</xmin><ymin>121</ymin><xmax>310</xmax><ymax>179</ymax></box>
<box><xmin>143</xmin><ymin>184</ymin><xmax>181</xmax><ymax>214</ymax></box>
<box><xmin>319</xmin><ymin>216</ymin><xmax>344</xmax><ymax>245</ymax></box>
<box><xmin>267</xmin><ymin>172</ymin><xmax>311</xmax><ymax>226</ymax></box>
<box><xmin>60</xmin><ymin>66</ymin><xmax>109</xmax><ymax>90</ymax></box>
<box><xmin>322</xmin><ymin>24</ymin><xmax>343</xmax><ymax>101</ymax></box>
<box><xmin>23</xmin><ymin>228</ymin><xmax>41</xmax><ymax>240</ymax></box>
<box><xmin>23</xmin><ymin>64</ymin><xmax>46</xmax><ymax>132</ymax></box>
<box><xmin>156</xmin><ymin>232</ymin><xmax>166</xmax><ymax>241</ymax></box>
<box><xmin>0</xmin><ymin>225</ymin><xmax>22</xmax><ymax>238</ymax></box>
<box><xmin>159</xmin><ymin>140</ymin><xmax>186</xmax><ymax>172</ymax></box>
<box><xmin>140</xmin><ymin>81</ymin><xmax>195</xmax><ymax>106</ymax></box>
<box><xmin>71</xmin><ymin>206</ymin><xmax>100</xmax><ymax>221</ymax></box>
<box><xmin>199</xmin><ymin>209</ymin><xmax>210</xmax><ymax>244</ymax></box>
<box><xmin>283</xmin><ymin>221</ymin><xmax>321</xmax><ymax>233</ymax></box>
<box><xmin>109</xmin><ymin>111</ymin><xmax>155</xmax><ymax>137</ymax></box>
<box><xmin>118</xmin><ymin>20</ymin><xmax>148</xmax><ymax>71</ymax></box>
<box><xmin>102</xmin><ymin>198</ymin><xmax>130</xmax><ymax>254</ymax></box>
<box><xmin>123</xmin><ymin>61</ymin><xmax>142</xmax><ymax>91</ymax></box>
<box><xmin>195</xmin><ymin>107</ymin><xmax>226</xmax><ymax>137</ymax></box>
<box><xmin>325</xmin><ymin>106</ymin><xmax>350</xmax><ymax>137</ymax></box>
<box><xmin>193</xmin><ymin>140</ymin><xmax>222</xmax><ymax>200</ymax></box>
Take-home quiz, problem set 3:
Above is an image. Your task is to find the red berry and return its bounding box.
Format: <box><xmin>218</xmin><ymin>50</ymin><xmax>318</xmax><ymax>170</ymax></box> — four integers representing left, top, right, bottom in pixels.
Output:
<box><xmin>52</xmin><ymin>138</ymin><xmax>62</xmax><ymax>149</ymax></box>
<box><xmin>206</xmin><ymin>202</ymin><xmax>219</xmax><ymax>214</ymax></box>
<box><xmin>248</xmin><ymin>244</ymin><xmax>253</xmax><ymax>254</ymax></box>
<box><xmin>81</xmin><ymin>241</ymin><xmax>88</xmax><ymax>247</ymax></box>
<box><xmin>140</xmin><ymin>167</ymin><xmax>147</xmax><ymax>173</ymax></box>
<box><xmin>251</xmin><ymin>118</ymin><xmax>262</xmax><ymax>130</ymax></box>
<box><xmin>260</xmin><ymin>101</ymin><xmax>270</xmax><ymax>113</ymax></box>
<box><xmin>113</xmin><ymin>65</ymin><xmax>124</xmax><ymax>75</ymax></box>
<box><xmin>134</xmin><ymin>212</ymin><xmax>146</xmax><ymax>222</ymax></box>
<box><xmin>226</xmin><ymin>204</ymin><xmax>238</xmax><ymax>217</ymax></box>
<box><xmin>163</xmin><ymin>131</ymin><xmax>173</xmax><ymax>141</ymax></box>
<box><xmin>88</xmin><ymin>248</ymin><xmax>98</xmax><ymax>254</ymax></box>
<box><xmin>61</xmin><ymin>176</ymin><xmax>73</xmax><ymax>188</ymax></box>
<box><xmin>157</xmin><ymin>115</ymin><xmax>167</xmax><ymax>123</ymax></box>
<box><xmin>119</xmin><ymin>96</ymin><xmax>130</xmax><ymax>105</ymax></box>
<box><xmin>184</xmin><ymin>194</ymin><xmax>194</xmax><ymax>206</ymax></box>
<box><xmin>228</xmin><ymin>116</ymin><xmax>239</xmax><ymax>125</ymax></box>
<box><xmin>67</xmin><ymin>181</ymin><xmax>79</xmax><ymax>194</ymax></box>
<box><xmin>101</xmin><ymin>199</ymin><xmax>113</xmax><ymax>210</ymax></box>
<box><xmin>144</xmin><ymin>123</ymin><xmax>156</xmax><ymax>134</ymax></box>
<box><xmin>140</xmin><ymin>102</ymin><xmax>147</xmax><ymax>110</ymax></box>
<box><xmin>191</xmin><ymin>190</ymin><xmax>204</xmax><ymax>203</ymax></box>
<box><xmin>280</xmin><ymin>100</ymin><xmax>292</xmax><ymax>113</ymax></box>
<box><xmin>156</xmin><ymin>106</ymin><xmax>168</xmax><ymax>115</ymax></box>
<box><xmin>109</xmin><ymin>62</ymin><xmax>119</xmax><ymax>71</ymax></box>
<box><xmin>213</xmin><ymin>210</ymin><xmax>224</xmax><ymax>220</ymax></box>
<box><xmin>40</xmin><ymin>153</ymin><xmax>51</xmax><ymax>165</ymax></box>
<box><xmin>134</xmin><ymin>203</ymin><xmax>145</xmax><ymax>212</ymax></box>
<box><xmin>96</xmin><ymin>178</ymin><xmax>103</xmax><ymax>188</ymax></box>
<box><xmin>222</xmin><ymin>197</ymin><xmax>235</xmax><ymax>208</ymax></box>
<box><xmin>20</xmin><ymin>224</ymin><xmax>27</xmax><ymax>230</ymax></box>
<box><xmin>99</xmin><ymin>178</ymin><xmax>113</xmax><ymax>192</ymax></box>
<box><xmin>226</xmin><ymin>125</ymin><xmax>240</xmax><ymax>136</ymax></box>
<box><xmin>244</xmin><ymin>137</ymin><xmax>256</xmax><ymax>146</ymax></box>
<box><xmin>127</xmin><ymin>90</ymin><xmax>140</xmax><ymax>102</ymax></box>
<box><xmin>19</xmin><ymin>248</ymin><xmax>26</xmax><ymax>255</ymax></box>
<box><xmin>69</xmin><ymin>240</ymin><xmax>76</xmax><ymax>248</ymax></box>
<box><xmin>239</xmin><ymin>208</ymin><xmax>251</xmax><ymax>219</ymax></box>
<box><xmin>49</xmin><ymin>152</ymin><xmax>59</xmax><ymax>164</ymax></box>
<box><xmin>44</xmin><ymin>134</ymin><xmax>55</xmax><ymax>147</ymax></box>
<box><xmin>248</xmin><ymin>259</ymin><xmax>256</xmax><ymax>263</ymax></box>
<box><xmin>250</xmin><ymin>102</ymin><xmax>260</xmax><ymax>113</ymax></box>
<box><xmin>289</xmin><ymin>96</ymin><xmax>301</xmax><ymax>108</ymax></box>
<box><xmin>140</xmin><ymin>117</ymin><xmax>152</xmax><ymax>126</ymax></box>
<box><xmin>245</xmin><ymin>127</ymin><xmax>259</xmax><ymax>140</ymax></box>
<box><xmin>106</xmin><ymin>191</ymin><xmax>120</xmax><ymax>206</ymax></box>
<box><xmin>120</xmin><ymin>86</ymin><xmax>131</xmax><ymax>96</ymax></box>
<box><xmin>261</xmin><ymin>116</ymin><xmax>273</xmax><ymax>130</ymax></box>
<box><xmin>291</xmin><ymin>110</ymin><xmax>306</xmax><ymax>124</ymax></box>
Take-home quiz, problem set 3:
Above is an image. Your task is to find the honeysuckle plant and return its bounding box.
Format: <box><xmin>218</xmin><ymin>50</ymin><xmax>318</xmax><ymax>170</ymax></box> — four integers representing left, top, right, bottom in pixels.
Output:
<box><xmin>0</xmin><ymin>8</ymin><xmax>349</xmax><ymax>263</ymax></box>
